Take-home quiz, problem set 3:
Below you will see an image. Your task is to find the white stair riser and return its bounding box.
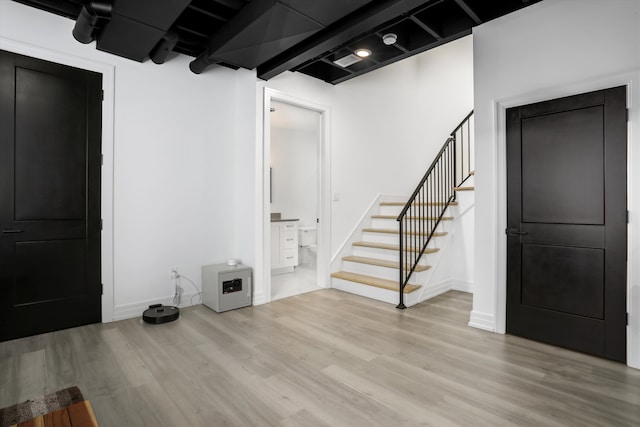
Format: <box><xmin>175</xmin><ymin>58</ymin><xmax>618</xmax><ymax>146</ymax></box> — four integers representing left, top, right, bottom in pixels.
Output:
<box><xmin>362</xmin><ymin>231</ymin><xmax>446</xmax><ymax>245</ymax></box>
<box><xmin>342</xmin><ymin>260</ymin><xmax>430</xmax><ymax>282</ymax></box>
<box><xmin>355</xmin><ymin>238</ymin><xmax>440</xmax><ymax>252</ymax></box>
<box><xmin>409</xmin><ymin>219</ymin><xmax>454</xmax><ymax>235</ymax></box>
<box><xmin>351</xmin><ymin>246</ymin><xmax>434</xmax><ymax>264</ymax></box>
<box><xmin>362</xmin><ymin>232</ymin><xmax>400</xmax><ymax>245</ymax></box>
<box><xmin>370</xmin><ymin>218</ymin><xmax>399</xmax><ymax>229</ymax></box>
<box><xmin>352</xmin><ymin>246</ymin><xmax>400</xmax><ymax>262</ymax></box>
<box><xmin>331</xmin><ymin>278</ymin><xmax>421</xmax><ymax>306</ymax></box>
<box><xmin>379</xmin><ymin>204</ymin><xmax>452</xmax><ymax>217</ymax></box>
<box><xmin>378</xmin><ymin>205</ymin><xmax>403</xmax><ymax>216</ymax></box>
<box><xmin>370</xmin><ymin>217</ymin><xmax>454</xmax><ymax>231</ymax></box>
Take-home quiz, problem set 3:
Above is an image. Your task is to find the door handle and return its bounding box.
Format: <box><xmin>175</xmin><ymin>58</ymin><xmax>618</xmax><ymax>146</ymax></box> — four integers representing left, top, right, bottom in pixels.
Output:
<box><xmin>505</xmin><ymin>228</ymin><xmax>528</xmax><ymax>236</ymax></box>
<box><xmin>2</xmin><ymin>229</ymin><xmax>24</xmax><ymax>234</ymax></box>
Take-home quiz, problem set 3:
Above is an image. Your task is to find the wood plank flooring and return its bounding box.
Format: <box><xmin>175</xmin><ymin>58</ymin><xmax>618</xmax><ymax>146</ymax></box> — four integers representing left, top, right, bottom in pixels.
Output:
<box><xmin>1</xmin><ymin>290</ymin><xmax>639</xmax><ymax>426</ymax></box>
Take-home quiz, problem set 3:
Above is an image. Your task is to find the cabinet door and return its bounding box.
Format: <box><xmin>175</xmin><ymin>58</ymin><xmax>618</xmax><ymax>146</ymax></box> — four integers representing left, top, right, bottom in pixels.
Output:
<box><xmin>282</xmin><ymin>248</ymin><xmax>298</xmax><ymax>267</ymax></box>
<box><xmin>281</xmin><ymin>230</ymin><xmax>298</xmax><ymax>249</ymax></box>
<box><xmin>281</xmin><ymin>222</ymin><xmax>297</xmax><ymax>232</ymax></box>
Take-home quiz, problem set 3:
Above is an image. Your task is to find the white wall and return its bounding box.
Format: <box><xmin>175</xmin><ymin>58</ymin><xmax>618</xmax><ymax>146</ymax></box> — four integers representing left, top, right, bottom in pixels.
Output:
<box><xmin>472</xmin><ymin>0</ymin><xmax>640</xmax><ymax>368</ymax></box>
<box><xmin>0</xmin><ymin>0</ymin><xmax>240</xmax><ymax>319</ymax></box>
<box><xmin>233</xmin><ymin>68</ymin><xmax>259</xmax><ymax>271</ymax></box>
<box><xmin>271</xmin><ymin>123</ymin><xmax>319</xmax><ymax>227</ymax></box>
<box><xmin>451</xmin><ymin>185</ymin><xmax>475</xmax><ymax>291</ymax></box>
<box><xmin>267</xmin><ymin>35</ymin><xmax>474</xmax><ymax>257</ymax></box>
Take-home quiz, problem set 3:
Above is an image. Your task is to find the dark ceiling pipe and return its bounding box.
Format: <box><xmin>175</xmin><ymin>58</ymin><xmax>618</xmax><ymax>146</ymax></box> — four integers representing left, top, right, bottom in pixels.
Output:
<box><xmin>73</xmin><ymin>1</ymin><xmax>112</xmax><ymax>44</ymax></box>
<box><xmin>188</xmin><ymin>0</ymin><xmax>280</xmax><ymax>74</ymax></box>
<box><xmin>150</xmin><ymin>30</ymin><xmax>179</xmax><ymax>65</ymax></box>
<box><xmin>189</xmin><ymin>53</ymin><xmax>219</xmax><ymax>74</ymax></box>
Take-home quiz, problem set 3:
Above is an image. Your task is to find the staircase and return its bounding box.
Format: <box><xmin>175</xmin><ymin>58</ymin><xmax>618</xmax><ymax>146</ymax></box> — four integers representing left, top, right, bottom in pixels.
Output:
<box><xmin>331</xmin><ymin>198</ymin><xmax>458</xmax><ymax>305</ymax></box>
<box><xmin>331</xmin><ymin>111</ymin><xmax>474</xmax><ymax>307</ymax></box>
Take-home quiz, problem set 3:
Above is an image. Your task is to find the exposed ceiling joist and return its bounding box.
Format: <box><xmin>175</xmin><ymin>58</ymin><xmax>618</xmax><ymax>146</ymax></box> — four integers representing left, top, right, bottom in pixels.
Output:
<box><xmin>453</xmin><ymin>0</ymin><xmax>482</xmax><ymax>25</ymax></box>
<box><xmin>258</xmin><ymin>0</ymin><xmax>436</xmax><ymax>81</ymax></box>
<box><xmin>15</xmin><ymin>0</ymin><xmax>543</xmax><ymax>85</ymax></box>
<box><xmin>13</xmin><ymin>0</ymin><xmax>81</xmax><ymax>19</ymax></box>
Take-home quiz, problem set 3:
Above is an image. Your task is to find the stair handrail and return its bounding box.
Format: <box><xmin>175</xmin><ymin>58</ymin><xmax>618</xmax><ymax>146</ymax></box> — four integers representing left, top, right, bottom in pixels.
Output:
<box><xmin>396</xmin><ymin>110</ymin><xmax>474</xmax><ymax>308</ymax></box>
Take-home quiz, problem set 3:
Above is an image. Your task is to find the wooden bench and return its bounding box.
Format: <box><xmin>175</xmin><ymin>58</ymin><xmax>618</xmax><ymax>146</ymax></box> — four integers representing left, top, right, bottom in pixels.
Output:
<box><xmin>10</xmin><ymin>400</ymin><xmax>98</xmax><ymax>427</ymax></box>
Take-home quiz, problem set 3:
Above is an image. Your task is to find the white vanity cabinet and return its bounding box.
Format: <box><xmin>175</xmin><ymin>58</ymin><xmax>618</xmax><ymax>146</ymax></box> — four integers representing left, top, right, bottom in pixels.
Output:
<box><xmin>271</xmin><ymin>221</ymin><xmax>298</xmax><ymax>272</ymax></box>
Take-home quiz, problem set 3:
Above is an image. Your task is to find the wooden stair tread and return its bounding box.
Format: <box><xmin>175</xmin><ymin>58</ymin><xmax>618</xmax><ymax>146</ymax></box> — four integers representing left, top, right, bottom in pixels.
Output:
<box><xmin>453</xmin><ymin>186</ymin><xmax>474</xmax><ymax>191</ymax></box>
<box><xmin>362</xmin><ymin>228</ymin><xmax>447</xmax><ymax>237</ymax></box>
<box><xmin>372</xmin><ymin>215</ymin><xmax>454</xmax><ymax>221</ymax></box>
<box><xmin>353</xmin><ymin>241</ymin><xmax>439</xmax><ymax>253</ymax></box>
<box><xmin>469</xmin><ymin>170</ymin><xmax>475</xmax><ymax>175</ymax></box>
<box><xmin>331</xmin><ymin>271</ymin><xmax>421</xmax><ymax>293</ymax></box>
<box><xmin>342</xmin><ymin>255</ymin><xmax>431</xmax><ymax>272</ymax></box>
<box><xmin>379</xmin><ymin>201</ymin><xmax>458</xmax><ymax>206</ymax></box>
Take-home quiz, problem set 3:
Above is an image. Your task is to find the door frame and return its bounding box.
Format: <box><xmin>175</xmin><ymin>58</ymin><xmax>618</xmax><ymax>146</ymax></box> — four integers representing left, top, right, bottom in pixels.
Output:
<box><xmin>257</xmin><ymin>87</ymin><xmax>331</xmax><ymax>304</ymax></box>
<box><xmin>493</xmin><ymin>73</ymin><xmax>639</xmax><ymax>367</ymax></box>
<box><xmin>0</xmin><ymin>38</ymin><xmax>115</xmax><ymax>322</ymax></box>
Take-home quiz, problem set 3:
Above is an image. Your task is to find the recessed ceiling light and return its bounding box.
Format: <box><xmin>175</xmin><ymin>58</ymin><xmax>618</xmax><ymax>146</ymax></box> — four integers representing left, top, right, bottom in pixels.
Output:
<box><xmin>354</xmin><ymin>48</ymin><xmax>371</xmax><ymax>58</ymax></box>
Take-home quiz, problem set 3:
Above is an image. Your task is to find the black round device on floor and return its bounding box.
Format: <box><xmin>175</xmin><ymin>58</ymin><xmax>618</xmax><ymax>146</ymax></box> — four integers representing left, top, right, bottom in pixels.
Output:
<box><xmin>143</xmin><ymin>304</ymin><xmax>180</xmax><ymax>324</ymax></box>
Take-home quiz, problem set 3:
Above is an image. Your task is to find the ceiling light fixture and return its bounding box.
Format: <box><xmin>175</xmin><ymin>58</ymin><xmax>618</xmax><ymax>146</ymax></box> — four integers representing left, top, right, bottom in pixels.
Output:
<box><xmin>354</xmin><ymin>48</ymin><xmax>371</xmax><ymax>58</ymax></box>
<box><xmin>382</xmin><ymin>33</ymin><xmax>397</xmax><ymax>45</ymax></box>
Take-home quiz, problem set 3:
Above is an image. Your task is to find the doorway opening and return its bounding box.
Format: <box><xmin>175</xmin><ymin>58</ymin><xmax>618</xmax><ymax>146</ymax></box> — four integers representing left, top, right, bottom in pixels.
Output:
<box><xmin>261</xmin><ymin>88</ymin><xmax>331</xmax><ymax>304</ymax></box>
<box><xmin>269</xmin><ymin>101</ymin><xmax>321</xmax><ymax>300</ymax></box>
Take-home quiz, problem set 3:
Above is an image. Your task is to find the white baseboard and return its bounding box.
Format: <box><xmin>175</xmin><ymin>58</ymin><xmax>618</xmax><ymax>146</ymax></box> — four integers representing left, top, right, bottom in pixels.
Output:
<box><xmin>414</xmin><ymin>279</ymin><xmax>453</xmax><ymax>305</ymax></box>
<box><xmin>253</xmin><ymin>291</ymin><xmax>268</xmax><ymax>306</ymax></box>
<box><xmin>468</xmin><ymin>310</ymin><xmax>495</xmax><ymax>332</ymax></box>
<box><xmin>451</xmin><ymin>279</ymin><xmax>474</xmax><ymax>293</ymax></box>
<box><xmin>113</xmin><ymin>292</ymin><xmax>201</xmax><ymax>321</ymax></box>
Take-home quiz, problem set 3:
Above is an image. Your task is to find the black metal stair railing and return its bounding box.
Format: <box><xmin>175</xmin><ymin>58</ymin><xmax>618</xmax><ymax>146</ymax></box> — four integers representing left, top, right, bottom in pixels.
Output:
<box><xmin>396</xmin><ymin>111</ymin><xmax>474</xmax><ymax>309</ymax></box>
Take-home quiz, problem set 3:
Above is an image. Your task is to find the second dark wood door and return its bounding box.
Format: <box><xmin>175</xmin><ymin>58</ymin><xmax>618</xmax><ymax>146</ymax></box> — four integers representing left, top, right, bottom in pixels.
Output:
<box><xmin>506</xmin><ymin>86</ymin><xmax>627</xmax><ymax>362</ymax></box>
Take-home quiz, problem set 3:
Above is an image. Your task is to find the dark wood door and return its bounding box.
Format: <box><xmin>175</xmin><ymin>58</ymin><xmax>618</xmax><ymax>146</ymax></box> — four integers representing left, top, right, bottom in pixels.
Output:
<box><xmin>506</xmin><ymin>86</ymin><xmax>627</xmax><ymax>362</ymax></box>
<box><xmin>0</xmin><ymin>50</ymin><xmax>102</xmax><ymax>341</ymax></box>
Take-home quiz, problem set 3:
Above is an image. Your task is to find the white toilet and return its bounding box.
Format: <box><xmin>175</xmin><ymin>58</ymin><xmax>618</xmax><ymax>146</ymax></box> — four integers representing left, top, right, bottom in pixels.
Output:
<box><xmin>298</xmin><ymin>226</ymin><xmax>317</xmax><ymax>266</ymax></box>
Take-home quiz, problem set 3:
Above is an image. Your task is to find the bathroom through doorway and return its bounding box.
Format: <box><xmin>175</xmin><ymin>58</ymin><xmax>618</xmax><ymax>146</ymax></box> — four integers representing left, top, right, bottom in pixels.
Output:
<box><xmin>269</xmin><ymin>100</ymin><xmax>322</xmax><ymax>301</ymax></box>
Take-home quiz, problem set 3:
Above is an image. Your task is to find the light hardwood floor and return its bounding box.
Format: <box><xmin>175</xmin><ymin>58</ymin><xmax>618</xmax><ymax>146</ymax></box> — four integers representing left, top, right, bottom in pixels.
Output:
<box><xmin>1</xmin><ymin>290</ymin><xmax>639</xmax><ymax>426</ymax></box>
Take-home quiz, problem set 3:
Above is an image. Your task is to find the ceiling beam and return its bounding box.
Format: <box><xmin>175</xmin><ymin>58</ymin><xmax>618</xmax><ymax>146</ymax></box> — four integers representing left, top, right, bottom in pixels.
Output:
<box><xmin>211</xmin><ymin>0</ymin><xmax>247</xmax><ymax>10</ymax></box>
<box><xmin>409</xmin><ymin>15</ymin><xmax>442</xmax><ymax>40</ymax></box>
<box><xmin>13</xmin><ymin>0</ymin><xmax>81</xmax><ymax>19</ymax></box>
<box><xmin>453</xmin><ymin>0</ymin><xmax>482</xmax><ymax>25</ymax></box>
<box><xmin>187</xmin><ymin>4</ymin><xmax>229</xmax><ymax>23</ymax></box>
<box><xmin>176</xmin><ymin>25</ymin><xmax>209</xmax><ymax>39</ymax></box>
<box><xmin>257</xmin><ymin>0</ymin><xmax>442</xmax><ymax>81</ymax></box>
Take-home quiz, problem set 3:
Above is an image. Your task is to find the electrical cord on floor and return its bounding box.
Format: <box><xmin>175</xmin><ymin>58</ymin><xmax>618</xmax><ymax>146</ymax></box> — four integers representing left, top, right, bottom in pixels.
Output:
<box><xmin>175</xmin><ymin>272</ymin><xmax>202</xmax><ymax>305</ymax></box>
<box><xmin>172</xmin><ymin>274</ymin><xmax>182</xmax><ymax>306</ymax></box>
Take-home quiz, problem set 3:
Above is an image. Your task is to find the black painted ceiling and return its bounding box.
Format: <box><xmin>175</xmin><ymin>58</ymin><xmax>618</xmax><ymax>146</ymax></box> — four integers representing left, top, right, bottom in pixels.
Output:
<box><xmin>14</xmin><ymin>0</ymin><xmax>542</xmax><ymax>84</ymax></box>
